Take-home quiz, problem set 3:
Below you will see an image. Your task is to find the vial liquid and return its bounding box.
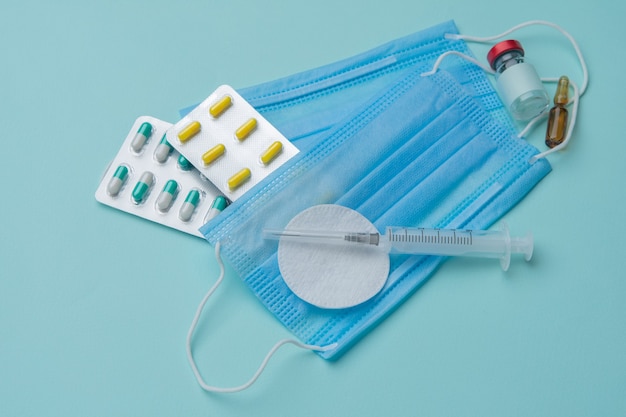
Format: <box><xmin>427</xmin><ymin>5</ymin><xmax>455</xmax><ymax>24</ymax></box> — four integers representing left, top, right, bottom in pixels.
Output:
<box><xmin>545</xmin><ymin>76</ymin><xmax>570</xmax><ymax>148</ymax></box>
<box><xmin>487</xmin><ymin>40</ymin><xmax>550</xmax><ymax>121</ymax></box>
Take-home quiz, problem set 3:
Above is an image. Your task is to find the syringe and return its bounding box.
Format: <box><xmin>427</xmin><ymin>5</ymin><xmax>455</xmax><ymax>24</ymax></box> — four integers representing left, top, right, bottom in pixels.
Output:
<box><xmin>263</xmin><ymin>222</ymin><xmax>533</xmax><ymax>271</ymax></box>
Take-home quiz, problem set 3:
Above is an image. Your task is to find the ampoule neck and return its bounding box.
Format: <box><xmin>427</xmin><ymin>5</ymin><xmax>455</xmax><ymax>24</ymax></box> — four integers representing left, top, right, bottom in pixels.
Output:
<box><xmin>554</xmin><ymin>76</ymin><xmax>570</xmax><ymax>105</ymax></box>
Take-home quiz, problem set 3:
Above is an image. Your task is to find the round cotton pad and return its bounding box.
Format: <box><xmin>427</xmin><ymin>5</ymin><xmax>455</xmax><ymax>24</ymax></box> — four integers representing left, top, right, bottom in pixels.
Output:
<box><xmin>277</xmin><ymin>204</ymin><xmax>389</xmax><ymax>309</ymax></box>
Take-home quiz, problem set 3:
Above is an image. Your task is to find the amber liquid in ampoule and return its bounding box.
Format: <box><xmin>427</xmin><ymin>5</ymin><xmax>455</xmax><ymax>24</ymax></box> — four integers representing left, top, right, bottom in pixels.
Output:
<box><xmin>545</xmin><ymin>76</ymin><xmax>570</xmax><ymax>148</ymax></box>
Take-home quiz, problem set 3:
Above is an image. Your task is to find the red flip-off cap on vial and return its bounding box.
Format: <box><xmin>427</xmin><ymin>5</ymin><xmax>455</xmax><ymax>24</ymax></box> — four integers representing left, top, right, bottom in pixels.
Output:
<box><xmin>487</xmin><ymin>40</ymin><xmax>524</xmax><ymax>70</ymax></box>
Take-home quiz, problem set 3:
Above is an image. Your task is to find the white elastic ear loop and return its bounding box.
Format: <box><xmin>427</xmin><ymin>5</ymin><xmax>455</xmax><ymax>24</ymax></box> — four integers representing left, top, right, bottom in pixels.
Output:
<box><xmin>420</xmin><ymin>50</ymin><xmax>495</xmax><ymax>77</ymax></box>
<box><xmin>186</xmin><ymin>241</ymin><xmax>337</xmax><ymax>394</ymax></box>
<box><xmin>444</xmin><ymin>19</ymin><xmax>589</xmax><ymax>96</ymax></box>
<box><xmin>422</xmin><ymin>20</ymin><xmax>588</xmax><ymax>162</ymax></box>
<box><xmin>448</xmin><ymin>20</ymin><xmax>588</xmax><ymax>161</ymax></box>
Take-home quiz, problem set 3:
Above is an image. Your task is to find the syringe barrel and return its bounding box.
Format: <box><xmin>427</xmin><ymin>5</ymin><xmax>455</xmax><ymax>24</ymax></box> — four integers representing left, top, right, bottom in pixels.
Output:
<box><xmin>385</xmin><ymin>227</ymin><xmax>507</xmax><ymax>259</ymax></box>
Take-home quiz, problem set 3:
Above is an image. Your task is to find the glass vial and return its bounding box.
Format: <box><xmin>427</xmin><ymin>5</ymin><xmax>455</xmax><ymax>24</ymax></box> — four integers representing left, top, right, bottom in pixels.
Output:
<box><xmin>487</xmin><ymin>40</ymin><xmax>550</xmax><ymax>121</ymax></box>
<box><xmin>545</xmin><ymin>76</ymin><xmax>570</xmax><ymax>148</ymax></box>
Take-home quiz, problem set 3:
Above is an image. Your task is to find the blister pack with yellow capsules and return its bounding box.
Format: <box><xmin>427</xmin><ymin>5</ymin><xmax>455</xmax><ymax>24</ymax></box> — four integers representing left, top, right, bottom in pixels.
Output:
<box><xmin>166</xmin><ymin>85</ymin><xmax>299</xmax><ymax>201</ymax></box>
<box><xmin>95</xmin><ymin>116</ymin><xmax>228</xmax><ymax>238</ymax></box>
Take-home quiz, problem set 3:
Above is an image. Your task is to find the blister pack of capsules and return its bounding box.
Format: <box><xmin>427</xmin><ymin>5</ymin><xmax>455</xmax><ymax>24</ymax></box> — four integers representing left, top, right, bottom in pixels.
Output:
<box><xmin>166</xmin><ymin>85</ymin><xmax>299</xmax><ymax>201</ymax></box>
<box><xmin>95</xmin><ymin>116</ymin><xmax>226</xmax><ymax>238</ymax></box>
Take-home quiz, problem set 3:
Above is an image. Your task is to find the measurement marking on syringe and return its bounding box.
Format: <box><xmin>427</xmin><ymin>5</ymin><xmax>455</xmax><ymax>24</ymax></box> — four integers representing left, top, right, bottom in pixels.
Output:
<box><xmin>390</xmin><ymin>228</ymin><xmax>474</xmax><ymax>245</ymax></box>
<box><xmin>388</xmin><ymin>228</ymin><xmax>468</xmax><ymax>245</ymax></box>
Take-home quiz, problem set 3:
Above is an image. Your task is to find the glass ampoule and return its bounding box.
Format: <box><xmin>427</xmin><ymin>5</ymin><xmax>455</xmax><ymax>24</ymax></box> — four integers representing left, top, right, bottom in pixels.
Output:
<box><xmin>545</xmin><ymin>76</ymin><xmax>570</xmax><ymax>148</ymax></box>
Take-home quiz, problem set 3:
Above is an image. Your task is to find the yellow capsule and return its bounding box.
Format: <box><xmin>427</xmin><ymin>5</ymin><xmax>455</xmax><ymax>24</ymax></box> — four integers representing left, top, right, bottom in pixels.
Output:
<box><xmin>235</xmin><ymin>118</ymin><xmax>258</xmax><ymax>141</ymax></box>
<box><xmin>209</xmin><ymin>95</ymin><xmax>232</xmax><ymax>118</ymax></box>
<box><xmin>201</xmin><ymin>143</ymin><xmax>226</xmax><ymax>165</ymax></box>
<box><xmin>178</xmin><ymin>121</ymin><xmax>201</xmax><ymax>143</ymax></box>
<box><xmin>227</xmin><ymin>168</ymin><xmax>251</xmax><ymax>191</ymax></box>
<box><xmin>260</xmin><ymin>141</ymin><xmax>283</xmax><ymax>165</ymax></box>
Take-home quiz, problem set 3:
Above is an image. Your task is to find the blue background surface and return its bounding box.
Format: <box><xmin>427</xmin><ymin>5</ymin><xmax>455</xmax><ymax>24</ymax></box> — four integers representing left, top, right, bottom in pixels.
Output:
<box><xmin>1</xmin><ymin>1</ymin><xmax>624</xmax><ymax>416</ymax></box>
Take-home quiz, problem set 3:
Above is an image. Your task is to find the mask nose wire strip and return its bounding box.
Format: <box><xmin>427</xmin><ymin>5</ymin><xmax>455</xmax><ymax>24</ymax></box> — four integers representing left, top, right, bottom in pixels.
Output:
<box><xmin>185</xmin><ymin>241</ymin><xmax>338</xmax><ymax>394</ymax></box>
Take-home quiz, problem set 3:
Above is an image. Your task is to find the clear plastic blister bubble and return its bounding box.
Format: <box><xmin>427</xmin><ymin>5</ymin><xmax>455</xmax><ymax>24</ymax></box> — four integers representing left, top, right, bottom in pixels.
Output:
<box><xmin>166</xmin><ymin>85</ymin><xmax>299</xmax><ymax>201</ymax></box>
<box><xmin>95</xmin><ymin>116</ymin><xmax>224</xmax><ymax>237</ymax></box>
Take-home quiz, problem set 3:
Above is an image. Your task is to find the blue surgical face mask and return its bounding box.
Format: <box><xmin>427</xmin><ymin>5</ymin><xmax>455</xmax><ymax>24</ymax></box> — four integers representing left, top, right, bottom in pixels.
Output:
<box><xmin>185</xmin><ymin>20</ymin><xmax>553</xmax><ymax>393</ymax></box>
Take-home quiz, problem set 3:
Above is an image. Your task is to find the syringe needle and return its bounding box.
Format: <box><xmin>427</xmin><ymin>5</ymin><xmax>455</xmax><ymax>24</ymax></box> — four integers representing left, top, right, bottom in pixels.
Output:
<box><xmin>263</xmin><ymin>228</ymin><xmax>381</xmax><ymax>246</ymax></box>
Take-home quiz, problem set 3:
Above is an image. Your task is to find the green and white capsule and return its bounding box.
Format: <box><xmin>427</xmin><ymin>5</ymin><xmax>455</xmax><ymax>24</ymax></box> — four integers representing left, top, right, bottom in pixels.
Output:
<box><xmin>156</xmin><ymin>180</ymin><xmax>178</xmax><ymax>212</ymax></box>
<box><xmin>179</xmin><ymin>189</ymin><xmax>201</xmax><ymax>222</ymax></box>
<box><xmin>203</xmin><ymin>195</ymin><xmax>228</xmax><ymax>223</ymax></box>
<box><xmin>178</xmin><ymin>154</ymin><xmax>192</xmax><ymax>171</ymax></box>
<box><xmin>154</xmin><ymin>134</ymin><xmax>173</xmax><ymax>163</ymax></box>
<box><xmin>107</xmin><ymin>165</ymin><xmax>129</xmax><ymax>197</ymax></box>
<box><xmin>131</xmin><ymin>171</ymin><xmax>154</xmax><ymax>204</ymax></box>
<box><xmin>130</xmin><ymin>122</ymin><xmax>153</xmax><ymax>153</ymax></box>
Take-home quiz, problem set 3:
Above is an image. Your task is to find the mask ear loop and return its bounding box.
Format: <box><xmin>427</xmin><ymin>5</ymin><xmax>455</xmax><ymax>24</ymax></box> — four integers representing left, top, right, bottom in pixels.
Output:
<box><xmin>422</xmin><ymin>20</ymin><xmax>588</xmax><ymax>163</ymax></box>
<box><xmin>421</xmin><ymin>50</ymin><xmax>495</xmax><ymax>77</ymax></box>
<box><xmin>185</xmin><ymin>241</ymin><xmax>337</xmax><ymax>394</ymax></box>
